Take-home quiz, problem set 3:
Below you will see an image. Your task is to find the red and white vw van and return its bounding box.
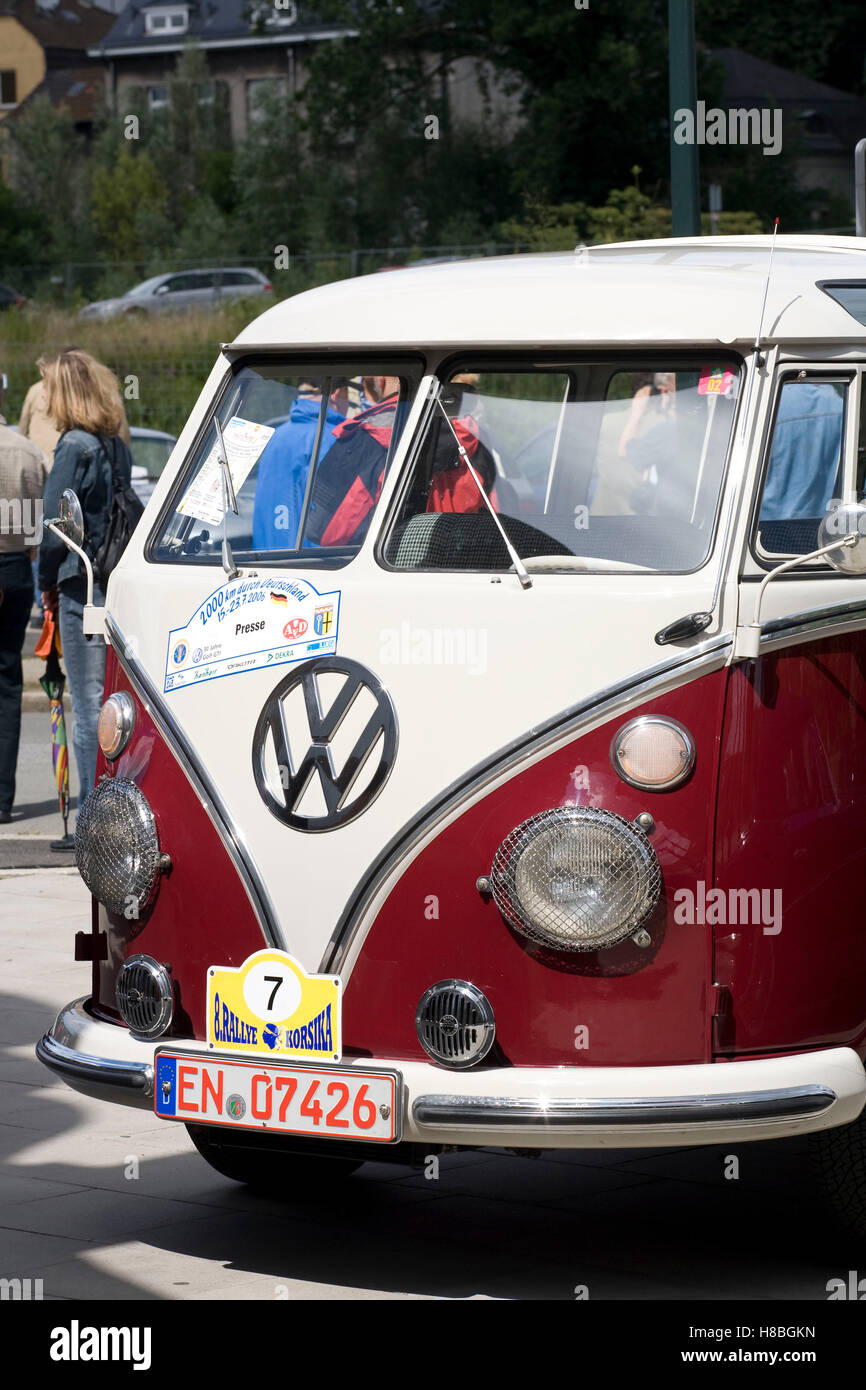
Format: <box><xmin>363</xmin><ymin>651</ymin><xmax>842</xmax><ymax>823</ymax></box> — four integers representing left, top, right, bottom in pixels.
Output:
<box><xmin>36</xmin><ymin>237</ymin><xmax>866</xmax><ymax>1231</ymax></box>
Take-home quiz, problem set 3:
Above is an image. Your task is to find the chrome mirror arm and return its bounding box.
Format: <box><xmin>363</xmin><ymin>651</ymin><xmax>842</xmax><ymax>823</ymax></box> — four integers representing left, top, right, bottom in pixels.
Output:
<box><xmin>43</xmin><ymin>520</ymin><xmax>106</xmax><ymax>636</ymax></box>
<box><xmin>733</xmin><ymin>533</ymin><xmax>858</xmax><ymax>662</ymax></box>
<box><xmin>44</xmin><ymin>520</ymin><xmax>95</xmax><ymax>608</ymax></box>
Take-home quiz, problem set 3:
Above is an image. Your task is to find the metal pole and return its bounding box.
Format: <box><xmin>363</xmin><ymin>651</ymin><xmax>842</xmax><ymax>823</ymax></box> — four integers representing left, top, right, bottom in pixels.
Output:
<box><xmin>669</xmin><ymin>0</ymin><xmax>701</xmax><ymax>237</ymax></box>
<box><xmin>856</xmin><ymin>138</ymin><xmax>866</xmax><ymax>237</ymax></box>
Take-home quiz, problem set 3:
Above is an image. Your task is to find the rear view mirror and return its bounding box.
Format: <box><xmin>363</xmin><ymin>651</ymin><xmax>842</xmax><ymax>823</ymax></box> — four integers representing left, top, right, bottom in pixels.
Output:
<box><xmin>818</xmin><ymin>500</ymin><xmax>866</xmax><ymax>575</ymax></box>
<box><xmin>57</xmin><ymin>489</ymin><xmax>85</xmax><ymax>550</ymax></box>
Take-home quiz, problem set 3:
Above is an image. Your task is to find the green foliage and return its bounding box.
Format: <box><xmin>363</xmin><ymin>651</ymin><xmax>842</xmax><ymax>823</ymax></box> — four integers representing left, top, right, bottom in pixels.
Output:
<box><xmin>91</xmin><ymin>148</ymin><xmax>171</xmax><ymax>261</ymax></box>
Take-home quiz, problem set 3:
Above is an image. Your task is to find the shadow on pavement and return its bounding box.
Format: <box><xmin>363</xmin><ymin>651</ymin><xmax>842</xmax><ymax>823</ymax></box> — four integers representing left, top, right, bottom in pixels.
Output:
<box><xmin>0</xmin><ymin>983</ymin><xmax>859</xmax><ymax>1300</ymax></box>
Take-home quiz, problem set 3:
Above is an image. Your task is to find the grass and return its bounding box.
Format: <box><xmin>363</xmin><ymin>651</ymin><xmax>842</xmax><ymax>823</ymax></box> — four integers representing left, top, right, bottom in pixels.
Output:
<box><xmin>0</xmin><ymin>299</ymin><xmax>270</xmax><ymax>439</ymax></box>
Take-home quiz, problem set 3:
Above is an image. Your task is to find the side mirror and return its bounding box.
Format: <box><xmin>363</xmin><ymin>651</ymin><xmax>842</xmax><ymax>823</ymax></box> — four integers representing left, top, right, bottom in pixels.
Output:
<box><xmin>57</xmin><ymin>489</ymin><xmax>85</xmax><ymax>549</ymax></box>
<box><xmin>818</xmin><ymin>500</ymin><xmax>866</xmax><ymax>574</ymax></box>
<box><xmin>733</xmin><ymin>500</ymin><xmax>866</xmax><ymax>661</ymax></box>
<box><xmin>43</xmin><ymin>490</ymin><xmax>104</xmax><ymax>634</ymax></box>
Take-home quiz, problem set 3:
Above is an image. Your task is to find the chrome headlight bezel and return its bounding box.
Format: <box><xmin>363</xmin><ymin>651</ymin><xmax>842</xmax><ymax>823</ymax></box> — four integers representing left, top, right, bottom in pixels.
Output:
<box><xmin>490</xmin><ymin>806</ymin><xmax>662</xmax><ymax>953</ymax></box>
<box><xmin>97</xmin><ymin>691</ymin><xmax>136</xmax><ymax>762</ymax></box>
<box><xmin>610</xmin><ymin>715</ymin><xmax>695</xmax><ymax>792</ymax></box>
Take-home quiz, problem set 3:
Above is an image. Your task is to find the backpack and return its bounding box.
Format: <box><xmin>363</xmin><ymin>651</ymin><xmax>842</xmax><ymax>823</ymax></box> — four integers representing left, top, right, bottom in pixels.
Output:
<box><xmin>92</xmin><ymin>436</ymin><xmax>144</xmax><ymax>589</ymax></box>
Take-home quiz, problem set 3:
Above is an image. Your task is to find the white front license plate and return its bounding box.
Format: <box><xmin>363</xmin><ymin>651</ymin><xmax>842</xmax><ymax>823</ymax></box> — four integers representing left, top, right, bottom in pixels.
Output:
<box><xmin>154</xmin><ymin>1050</ymin><xmax>401</xmax><ymax>1143</ymax></box>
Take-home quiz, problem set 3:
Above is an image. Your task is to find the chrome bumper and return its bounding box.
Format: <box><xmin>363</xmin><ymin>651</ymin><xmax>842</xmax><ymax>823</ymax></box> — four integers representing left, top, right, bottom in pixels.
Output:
<box><xmin>37</xmin><ymin>997</ymin><xmax>866</xmax><ymax>1147</ymax></box>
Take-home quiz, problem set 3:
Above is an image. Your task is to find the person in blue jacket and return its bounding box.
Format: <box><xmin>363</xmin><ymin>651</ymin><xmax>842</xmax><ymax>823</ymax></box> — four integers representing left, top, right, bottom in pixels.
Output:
<box><xmin>760</xmin><ymin>380</ymin><xmax>844</xmax><ymax>522</ymax></box>
<box><xmin>252</xmin><ymin>378</ymin><xmax>348</xmax><ymax>550</ymax></box>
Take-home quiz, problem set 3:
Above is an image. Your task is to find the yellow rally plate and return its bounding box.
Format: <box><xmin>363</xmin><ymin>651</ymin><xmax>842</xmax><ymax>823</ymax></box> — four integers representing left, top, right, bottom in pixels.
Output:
<box><xmin>207</xmin><ymin>950</ymin><xmax>340</xmax><ymax>1061</ymax></box>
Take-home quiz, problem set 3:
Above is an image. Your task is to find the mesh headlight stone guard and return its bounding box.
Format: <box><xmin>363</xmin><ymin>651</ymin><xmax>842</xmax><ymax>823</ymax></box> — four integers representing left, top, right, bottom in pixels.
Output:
<box><xmin>75</xmin><ymin>777</ymin><xmax>164</xmax><ymax>917</ymax></box>
<box><xmin>490</xmin><ymin>807</ymin><xmax>662</xmax><ymax>953</ymax></box>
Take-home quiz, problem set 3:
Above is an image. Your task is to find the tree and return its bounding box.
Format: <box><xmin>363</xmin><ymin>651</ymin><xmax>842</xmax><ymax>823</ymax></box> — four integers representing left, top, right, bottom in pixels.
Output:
<box><xmin>91</xmin><ymin>147</ymin><xmax>171</xmax><ymax>261</ymax></box>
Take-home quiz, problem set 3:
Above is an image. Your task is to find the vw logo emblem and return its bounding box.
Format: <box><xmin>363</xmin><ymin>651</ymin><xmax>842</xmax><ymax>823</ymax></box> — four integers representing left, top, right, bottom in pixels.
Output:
<box><xmin>252</xmin><ymin>656</ymin><xmax>397</xmax><ymax>832</ymax></box>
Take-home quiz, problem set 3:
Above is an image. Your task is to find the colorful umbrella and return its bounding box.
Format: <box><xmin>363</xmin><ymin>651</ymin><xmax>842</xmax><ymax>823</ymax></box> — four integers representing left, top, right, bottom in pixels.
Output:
<box><xmin>35</xmin><ymin>605</ymin><xmax>73</xmax><ymax>848</ymax></box>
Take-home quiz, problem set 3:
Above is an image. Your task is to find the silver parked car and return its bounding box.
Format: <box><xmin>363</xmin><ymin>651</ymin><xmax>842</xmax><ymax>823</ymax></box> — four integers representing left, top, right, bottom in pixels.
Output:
<box><xmin>80</xmin><ymin>268</ymin><xmax>274</xmax><ymax>320</ymax></box>
<box><xmin>129</xmin><ymin>426</ymin><xmax>177</xmax><ymax>508</ymax></box>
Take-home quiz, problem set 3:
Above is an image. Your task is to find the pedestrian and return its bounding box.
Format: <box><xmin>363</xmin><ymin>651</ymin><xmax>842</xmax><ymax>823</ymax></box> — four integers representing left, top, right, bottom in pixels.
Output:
<box><xmin>19</xmin><ymin>349</ymin><xmax>132</xmax><ymax>465</ymax></box>
<box><xmin>37</xmin><ymin>350</ymin><xmax>133</xmax><ymax>805</ymax></box>
<box><xmin>0</xmin><ymin>373</ymin><xmax>49</xmax><ymax>822</ymax></box>
<box><xmin>20</xmin><ymin>351</ymin><xmax>132</xmax><ymax>618</ymax></box>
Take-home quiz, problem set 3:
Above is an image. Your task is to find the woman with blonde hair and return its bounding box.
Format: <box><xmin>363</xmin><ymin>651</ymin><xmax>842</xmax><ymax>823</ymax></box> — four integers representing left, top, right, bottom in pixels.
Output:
<box><xmin>37</xmin><ymin>350</ymin><xmax>134</xmax><ymax>815</ymax></box>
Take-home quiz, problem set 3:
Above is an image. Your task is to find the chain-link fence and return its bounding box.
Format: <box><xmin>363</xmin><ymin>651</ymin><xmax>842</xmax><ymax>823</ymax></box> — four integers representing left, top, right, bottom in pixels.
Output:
<box><xmin>0</xmin><ymin>243</ymin><xmax>530</xmax><ymax>309</ymax></box>
<box><xmin>0</xmin><ymin>242</ymin><xmax>532</xmax><ymax>436</ymax></box>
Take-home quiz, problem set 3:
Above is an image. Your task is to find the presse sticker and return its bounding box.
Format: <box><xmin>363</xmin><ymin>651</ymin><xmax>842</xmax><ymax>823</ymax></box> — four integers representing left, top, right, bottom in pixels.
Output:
<box><xmin>207</xmin><ymin>950</ymin><xmax>341</xmax><ymax>1062</ymax></box>
<box><xmin>163</xmin><ymin>576</ymin><xmax>340</xmax><ymax>693</ymax></box>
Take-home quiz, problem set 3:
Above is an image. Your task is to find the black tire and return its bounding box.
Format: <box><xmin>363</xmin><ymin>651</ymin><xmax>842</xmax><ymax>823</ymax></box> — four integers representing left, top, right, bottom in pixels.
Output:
<box><xmin>186</xmin><ymin>1124</ymin><xmax>363</xmax><ymax>1192</ymax></box>
<box><xmin>810</xmin><ymin>1110</ymin><xmax>866</xmax><ymax>1240</ymax></box>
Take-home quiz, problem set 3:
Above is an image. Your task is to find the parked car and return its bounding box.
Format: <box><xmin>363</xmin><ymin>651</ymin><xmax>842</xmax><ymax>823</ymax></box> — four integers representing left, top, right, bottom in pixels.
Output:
<box><xmin>129</xmin><ymin>426</ymin><xmax>177</xmax><ymax>508</ymax></box>
<box><xmin>80</xmin><ymin>268</ymin><xmax>273</xmax><ymax>320</ymax></box>
<box><xmin>36</xmin><ymin>235</ymin><xmax>866</xmax><ymax>1235</ymax></box>
<box><xmin>0</xmin><ymin>281</ymin><xmax>25</xmax><ymax>310</ymax></box>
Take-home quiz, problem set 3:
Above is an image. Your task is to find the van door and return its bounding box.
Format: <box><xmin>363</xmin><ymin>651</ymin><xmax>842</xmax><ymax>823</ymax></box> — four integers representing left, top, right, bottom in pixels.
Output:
<box><xmin>715</xmin><ymin>367</ymin><xmax>866</xmax><ymax>1054</ymax></box>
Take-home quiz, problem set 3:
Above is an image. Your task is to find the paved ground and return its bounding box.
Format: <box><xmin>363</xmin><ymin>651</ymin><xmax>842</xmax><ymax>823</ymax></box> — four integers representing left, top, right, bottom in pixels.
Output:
<box><xmin>0</xmin><ymin>870</ymin><xmax>861</xmax><ymax>1301</ymax></box>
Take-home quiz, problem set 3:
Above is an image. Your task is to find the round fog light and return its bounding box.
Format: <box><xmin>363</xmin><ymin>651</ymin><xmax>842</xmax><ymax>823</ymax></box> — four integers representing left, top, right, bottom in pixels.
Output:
<box><xmin>416</xmin><ymin>981</ymin><xmax>495</xmax><ymax>1069</ymax></box>
<box><xmin>117</xmin><ymin>954</ymin><xmax>173</xmax><ymax>1038</ymax></box>
<box><xmin>97</xmin><ymin>691</ymin><xmax>135</xmax><ymax>761</ymax></box>
<box><xmin>611</xmin><ymin>716</ymin><xmax>694</xmax><ymax>791</ymax></box>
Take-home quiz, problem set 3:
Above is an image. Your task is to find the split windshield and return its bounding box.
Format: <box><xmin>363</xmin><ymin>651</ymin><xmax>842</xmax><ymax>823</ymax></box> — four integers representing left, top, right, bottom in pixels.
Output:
<box><xmin>152</xmin><ymin>354</ymin><xmax>739</xmax><ymax>573</ymax></box>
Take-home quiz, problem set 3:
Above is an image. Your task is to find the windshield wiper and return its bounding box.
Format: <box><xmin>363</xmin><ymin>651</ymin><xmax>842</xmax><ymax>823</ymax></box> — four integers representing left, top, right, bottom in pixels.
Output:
<box><xmin>434</xmin><ymin>395</ymin><xmax>532</xmax><ymax>590</ymax></box>
<box><xmin>214</xmin><ymin>415</ymin><xmax>240</xmax><ymax>581</ymax></box>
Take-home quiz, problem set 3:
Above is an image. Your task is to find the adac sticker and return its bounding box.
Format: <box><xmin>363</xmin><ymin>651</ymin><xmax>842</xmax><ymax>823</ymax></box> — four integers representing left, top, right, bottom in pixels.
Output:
<box><xmin>207</xmin><ymin>950</ymin><xmax>341</xmax><ymax>1062</ymax></box>
<box><xmin>163</xmin><ymin>576</ymin><xmax>341</xmax><ymax>692</ymax></box>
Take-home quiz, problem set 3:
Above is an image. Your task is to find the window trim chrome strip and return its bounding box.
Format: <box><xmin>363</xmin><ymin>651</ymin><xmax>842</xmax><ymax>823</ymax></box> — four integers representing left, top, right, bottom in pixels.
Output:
<box><xmin>105</xmin><ymin>616</ymin><xmax>285</xmax><ymax>951</ymax></box>
<box><xmin>412</xmin><ymin>1085</ymin><xmax>836</xmax><ymax>1129</ymax></box>
<box><xmin>759</xmin><ymin>596</ymin><xmax>866</xmax><ymax>649</ymax></box>
<box><xmin>322</xmin><ymin>636</ymin><xmax>732</xmax><ymax>974</ymax></box>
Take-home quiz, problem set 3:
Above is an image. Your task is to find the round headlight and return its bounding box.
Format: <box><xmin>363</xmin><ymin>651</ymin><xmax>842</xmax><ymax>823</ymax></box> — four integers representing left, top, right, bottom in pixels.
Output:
<box><xmin>97</xmin><ymin>691</ymin><xmax>136</xmax><ymax>761</ymax></box>
<box><xmin>490</xmin><ymin>807</ymin><xmax>661</xmax><ymax>953</ymax></box>
<box><xmin>75</xmin><ymin>778</ymin><xmax>164</xmax><ymax>917</ymax></box>
<box><xmin>611</xmin><ymin>716</ymin><xmax>694</xmax><ymax>791</ymax></box>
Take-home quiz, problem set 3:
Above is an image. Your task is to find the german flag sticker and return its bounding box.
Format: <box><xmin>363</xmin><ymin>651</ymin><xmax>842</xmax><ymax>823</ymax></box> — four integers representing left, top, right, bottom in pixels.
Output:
<box><xmin>269</xmin><ymin>592</ymin><xmax>289</xmax><ymax>606</ymax></box>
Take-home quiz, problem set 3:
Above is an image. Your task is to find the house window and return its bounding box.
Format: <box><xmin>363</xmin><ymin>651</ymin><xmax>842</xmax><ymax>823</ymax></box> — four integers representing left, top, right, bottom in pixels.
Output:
<box><xmin>144</xmin><ymin>6</ymin><xmax>189</xmax><ymax>35</ymax></box>
<box><xmin>247</xmin><ymin>77</ymin><xmax>285</xmax><ymax>123</ymax></box>
<box><xmin>0</xmin><ymin>71</ymin><xmax>17</xmax><ymax>107</ymax></box>
<box><xmin>147</xmin><ymin>85</ymin><xmax>169</xmax><ymax>111</ymax></box>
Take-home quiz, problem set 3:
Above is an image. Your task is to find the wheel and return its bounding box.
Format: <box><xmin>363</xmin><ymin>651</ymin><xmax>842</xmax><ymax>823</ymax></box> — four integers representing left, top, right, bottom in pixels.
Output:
<box><xmin>810</xmin><ymin>1109</ymin><xmax>866</xmax><ymax>1239</ymax></box>
<box><xmin>186</xmin><ymin>1124</ymin><xmax>363</xmax><ymax>1192</ymax></box>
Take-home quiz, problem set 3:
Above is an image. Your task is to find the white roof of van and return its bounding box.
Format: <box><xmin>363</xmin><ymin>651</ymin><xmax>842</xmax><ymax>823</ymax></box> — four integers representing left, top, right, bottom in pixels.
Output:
<box><xmin>232</xmin><ymin>236</ymin><xmax>866</xmax><ymax>351</ymax></box>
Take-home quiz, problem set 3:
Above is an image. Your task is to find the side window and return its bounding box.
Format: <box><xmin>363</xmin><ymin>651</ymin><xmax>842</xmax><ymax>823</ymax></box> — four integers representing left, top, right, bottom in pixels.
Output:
<box><xmin>756</xmin><ymin>378</ymin><xmax>846</xmax><ymax>557</ymax></box>
<box><xmin>164</xmin><ymin>275</ymin><xmax>192</xmax><ymax>294</ymax></box>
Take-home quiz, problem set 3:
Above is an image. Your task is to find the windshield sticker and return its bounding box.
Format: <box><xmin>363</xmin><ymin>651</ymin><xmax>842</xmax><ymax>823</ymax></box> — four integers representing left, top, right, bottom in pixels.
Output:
<box><xmin>176</xmin><ymin>416</ymin><xmax>274</xmax><ymax>526</ymax></box>
<box><xmin>207</xmin><ymin>950</ymin><xmax>341</xmax><ymax>1061</ymax></box>
<box><xmin>163</xmin><ymin>576</ymin><xmax>341</xmax><ymax>692</ymax></box>
<box><xmin>698</xmin><ymin>365</ymin><xmax>736</xmax><ymax>397</ymax></box>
